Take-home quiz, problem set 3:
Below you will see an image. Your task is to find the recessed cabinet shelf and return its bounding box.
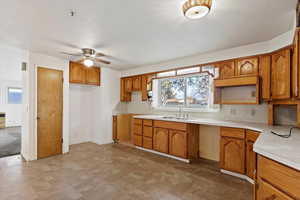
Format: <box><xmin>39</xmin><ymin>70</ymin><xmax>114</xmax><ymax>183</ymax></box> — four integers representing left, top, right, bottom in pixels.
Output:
<box><xmin>214</xmin><ymin>76</ymin><xmax>260</xmax><ymax>105</ymax></box>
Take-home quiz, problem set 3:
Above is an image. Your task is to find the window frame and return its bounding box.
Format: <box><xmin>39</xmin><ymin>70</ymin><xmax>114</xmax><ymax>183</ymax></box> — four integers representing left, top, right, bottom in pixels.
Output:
<box><xmin>152</xmin><ymin>72</ymin><xmax>220</xmax><ymax>113</ymax></box>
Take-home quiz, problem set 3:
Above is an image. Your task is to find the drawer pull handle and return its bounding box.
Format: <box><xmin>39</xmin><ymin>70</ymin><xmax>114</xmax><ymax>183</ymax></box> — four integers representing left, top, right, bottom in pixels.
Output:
<box><xmin>266</xmin><ymin>194</ymin><xmax>277</xmax><ymax>200</ymax></box>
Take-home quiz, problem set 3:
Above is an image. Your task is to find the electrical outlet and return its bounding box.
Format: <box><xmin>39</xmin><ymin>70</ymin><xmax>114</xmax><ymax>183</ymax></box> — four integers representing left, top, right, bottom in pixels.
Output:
<box><xmin>230</xmin><ymin>108</ymin><xmax>236</xmax><ymax>115</ymax></box>
<box><xmin>251</xmin><ymin>109</ymin><xmax>256</xmax><ymax>116</ymax></box>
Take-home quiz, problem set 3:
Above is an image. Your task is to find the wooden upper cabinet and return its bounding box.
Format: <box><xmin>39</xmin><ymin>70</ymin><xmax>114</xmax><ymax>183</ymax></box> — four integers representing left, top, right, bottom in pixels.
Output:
<box><xmin>218</xmin><ymin>61</ymin><xmax>235</xmax><ymax>79</ymax></box>
<box><xmin>236</xmin><ymin>57</ymin><xmax>259</xmax><ymax>77</ymax></box>
<box><xmin>120</xmin><ymin>78</ymin><xmax>131</xmax><ymax>102</ymax></box>
<box><xmin>169</xmin><ymin>130</ymin><xmax>188</xmax><ymax>158</ymax></box>
<box><xmin>271</xmin><ymin>49</ymin><xmax>291</xmax><ymax>100</ymax></box>
<box><xmin>132</xmin><ymin>76</ymin><xmax>141</xmax><ymax>91</ymax></box>
<box><xmin>259</xmin><ymin>55</ymin><xmax>271</xmax><ymax>100</ymax></box>
<box><xmin>125</xmin><ymin>78</ymin><xmax>133</xmax><ymax>93</ymax></box>
<box><xmin>220</xmin><ymin>136</ymin><xmax>245</xmax><ymax>174</ymax></box>
<box><xmin>141</xmin><ymin>75</ymin><xmax>148</xmax><ymax>101</ymax></box>
<box><xmin>69</xmin><ymin>61</ymin><xmax>86</xmax><ymax>84</ymax></box>
<box><xmin>153</xmin><ymin>128</ymin><xmax>169</xmax><ymax>154</ymax></box>
<box><xmin>86</xmin><ymin>67</ymin><xmax>101</xmax><ymax>86</ymax></box>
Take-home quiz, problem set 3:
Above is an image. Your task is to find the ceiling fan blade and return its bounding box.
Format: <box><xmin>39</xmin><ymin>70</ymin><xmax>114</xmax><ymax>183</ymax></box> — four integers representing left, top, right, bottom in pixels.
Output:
<box><xmin>61</xmin><ymin>52</ymin><xmax>82</xmax><ymax>56</ymax></box>
<box><xmin>95</xmin><ymin>52</ymin><xmax>106</xmax><ymax>57</ymax></box>
<box><xmin>94</xmin><ymin>58</ymin><xmax>111</xmax><ymax>65</ymax></box>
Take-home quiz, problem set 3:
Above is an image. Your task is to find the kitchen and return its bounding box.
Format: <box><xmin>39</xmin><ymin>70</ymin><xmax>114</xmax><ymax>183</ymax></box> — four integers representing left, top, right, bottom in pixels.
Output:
<box><xmin>0</xmin><ymin>0</ymin><xmax>299</xmax><ymax>199</ymax></box>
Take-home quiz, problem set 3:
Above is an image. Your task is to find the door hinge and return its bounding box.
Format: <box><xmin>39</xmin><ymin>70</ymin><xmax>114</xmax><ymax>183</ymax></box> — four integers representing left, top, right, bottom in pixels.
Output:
<box><xmin>61</xmin><ymin>138</ymin><xmax>63</xmax><ymax>143</ymax></box>
<box><xmin>62</xmin><ymin>78</ymin><xmax>64</xmax><ymax>83</ymax></box>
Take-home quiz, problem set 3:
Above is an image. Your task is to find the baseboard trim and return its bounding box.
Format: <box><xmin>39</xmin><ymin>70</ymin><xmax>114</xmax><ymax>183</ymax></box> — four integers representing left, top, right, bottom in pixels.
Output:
<box><xmin>135</xmin><ymin>146</ymin><xmax>190</xmax><ymax>163</ymax></box>
<box><xmin>221</xmin><ymin>169</ymin><xmax>254</xmax><ymax>184</ymax></box>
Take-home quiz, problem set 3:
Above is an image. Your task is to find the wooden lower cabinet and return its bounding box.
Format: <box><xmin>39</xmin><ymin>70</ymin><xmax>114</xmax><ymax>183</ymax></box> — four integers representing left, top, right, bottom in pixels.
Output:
<box><xmin>143</xmin><ymin>137</ymin><xmax>153</xmax><ymax>150</ymax></box>
<box><xmin>169</xmin><ymin>130</ymin><xmax>188</xmax><ymax>158</ymax></box>
<box><xmin>220</xmin><ymin>136</ymin><xmax>245</xmax><ymax>174</ymax></box>
<box><xmin>246</xmin><ymin>130</ymin><xmax>260</xmax><ymax>179</ymax></box>
<box><xmin>153</xmin><ymin>128</ymin><xmax>169</xmax><ymax>154</ymax></box>
<box><xmin>134</xmin><ymin>135</ymin><xmax>142</xmax><ymax>147</ymax></box>
<box><xmin>257</xmin><ymin>178</ymin><xmax>293</xmax><ymax>200</ymax></box>
<box><xmin>257</xmin><ymin>156</ymin><xmax>300</xmax><ymax>199</ymax></box>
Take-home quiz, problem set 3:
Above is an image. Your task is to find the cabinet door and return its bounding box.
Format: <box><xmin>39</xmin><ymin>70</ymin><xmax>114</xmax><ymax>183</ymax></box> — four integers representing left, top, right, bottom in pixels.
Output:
<box><xmin>236</xmin><ymin>57</ymin><xmax>259</xmax><ymax>76</ymax></box>
<box><xmin>169</xmin><ymin>130</ymin><xmax>188</xmax><ymax>158</ymax></box>
<box><xmin>69</xmin><ymin>61</ymin><xmax>86</xmax><ymax>84</ymax></box>
<box><xmin>271</xmin><ymin>49</ymin><xmax>291</xmax><ymax>99</ymax></box>
<box><xmin>120</xmin><ymin>78</ymin><xmax>131</xmax><ymax>102</ymax></box>
<box><xmin>257</xmin><ymin>179</ymin><xmax>293</xmax><ymax>200</ymax></box>
<box><xmin>220</xmin><ymin>137</ymin><xmax>245</xmax><ymax>174</ymax></box>
<box><xmin>143</xmin><ymin>137</ymin><xmax>153</xmax><ymax>150</ymax></box>
<box><xmin>246</xmin><ymin>141</ymin><xmax>256</xmax><ymax>179</ymax></box>
<box><xmin>134</xmin><ymin>135</ymin><xmax>142</xmax><ymax>147</ymax></box>
<box><xmin>125</xmin><ymin>78</ymin><xmax>133</xmax><ymax>93</ymax></box>
<box><xmin>153</xmin><ymin>128</ymin><xmax>169</xmax><ymax>154</ymax></box>
<box><xmin>86</xmin><ymin>67</ymin><xmax>101</xmax><ymax>86</ymax></box>
<box><xmin>218</xmin><ymin>61</ymin><xmax>235</xmax><ymax>79</ymax></box>
<box><xmin>141</xmin><ymin>75</ymin><xmax>148</xmax><ymax>101</ymax></box>
<box><xmin>132</xmin><ymin>76</ymin><xmax>141</xmax><ymax>91</ymax></box>
<box><xmin>259</xmin><ymin>55</ymin><xmax>271</xmax><ymax>100</ymax></box>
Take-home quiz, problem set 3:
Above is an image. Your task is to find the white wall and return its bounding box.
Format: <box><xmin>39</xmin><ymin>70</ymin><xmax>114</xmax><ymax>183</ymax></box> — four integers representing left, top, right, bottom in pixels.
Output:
<box><xmin>90</xmin><ymin>68</ymin><xmax>121</xmax><ymax>145</ymax></box>
<box><xmin>69</xmin><ymin>85</ymin><xmax>93</xmax><ymax>145</ymax></box>
<box><xmin>23</xmin><ymin>53</ymin><xmax>69</xmax><ymax>161</ymax></box>
<box><xmin>0</xmin><ymin>45</ymin><xmax>28</xmax><ymax>127</ymax></box>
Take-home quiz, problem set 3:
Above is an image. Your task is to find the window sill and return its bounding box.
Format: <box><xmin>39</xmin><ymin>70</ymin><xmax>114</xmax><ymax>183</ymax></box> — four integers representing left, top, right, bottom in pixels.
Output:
<box><xmin>152</xmin><ymin>106</ymin><xmax>220</xmax><ymax>113</ymax></box>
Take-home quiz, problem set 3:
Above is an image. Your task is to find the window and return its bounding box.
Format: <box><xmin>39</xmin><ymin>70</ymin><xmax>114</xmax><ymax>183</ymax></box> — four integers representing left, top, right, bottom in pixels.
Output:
<box><xmin>152</xmin><ymin>71</ymin><xmax>218</xmax><ymax>112</ymax></box>
<box><xmin>8</xmin><ymin>87</ymin><xmax>22</xmax><ymax>104</ymax></box>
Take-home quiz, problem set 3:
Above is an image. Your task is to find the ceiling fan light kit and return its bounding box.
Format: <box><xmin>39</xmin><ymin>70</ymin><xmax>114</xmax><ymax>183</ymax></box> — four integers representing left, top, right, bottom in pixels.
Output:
<box><xmin>183</xmin><ymin>0</ymin><xmax>212</xmax><ymax>20</ymax></box>
<box><xmin>83</xmin><ymin>59</ymin><xmax>94</xmax><ymax>67</ymax></box>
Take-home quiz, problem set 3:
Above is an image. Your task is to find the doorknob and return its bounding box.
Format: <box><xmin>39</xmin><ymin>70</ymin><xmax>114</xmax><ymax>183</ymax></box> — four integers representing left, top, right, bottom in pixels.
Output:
<box><xmin>37</xmin><ymin>117</ymin><xmax>40</xmax><ymax>120</ymax></box>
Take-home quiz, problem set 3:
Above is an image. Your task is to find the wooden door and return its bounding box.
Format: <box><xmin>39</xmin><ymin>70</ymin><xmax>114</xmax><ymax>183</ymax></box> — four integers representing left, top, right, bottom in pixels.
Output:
<box><xmin>257</xmin><ymin>179</ymin><xmax>293</xmax><ymax>200</ymax></box>
<box><xmin>259</xmin><ymin>55</ymin><xmax>271</xmax><ymax>100</ymax></box>
<box><xmin>220</xmin><ymin>137</ymin><xmax>245</xmax><ymax>174</ymax></box>
<box><xmin>37</xmin><ymin>67</ymin><xmax>63</xmax><ymax>159</ymax></box>
<box><xmin>218</xmin><ymin>61</ymin><xmax>235</xmax><ymax>79</ymax></box>
<box><xmin>236</xmin><ymin>57</ymin><xmax>259</xmax><ymax>76</ymax></box>
<box><xmin>69</xmin><ymin>61</ymin><xmax>86</xmax><ymax>84</ymax></box>
<box><xmin>169</xmin><ymin>130</ymin><xmax>188</xmax><ymax>158</ymax></box>
<box><xmin>112</xmin><ymin>116</ymin><xmax>117</xmax><ymax>141</ymax></box>
<box><xmin>153</xmin><ymin>128</ymin><xmax>169</xmax><ymax>154</ymax></box>
<box><xmin>132</xmin><ymin>76</ymin><xmax>141</xmax><ymax>91</ymax></box>
<box><xmin>271</xmin><ymin>49</ymin><xmax>291</xmax><ymax>99</ymax></box>
<box><xmin>86</xmin><ymin>67</ymin><xmax>100</xmax><ymax>86</ymax></box>
<box><xmin>125</xmin><ymin>78</ymin><xmax>133</xmax><ymax>92</ymax></box>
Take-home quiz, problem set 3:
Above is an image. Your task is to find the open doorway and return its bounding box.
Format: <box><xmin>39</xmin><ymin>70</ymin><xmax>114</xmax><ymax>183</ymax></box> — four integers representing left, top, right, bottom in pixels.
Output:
<box><xmin>0</xmin><ymin>76</ymin><xmax>23</xmax><ymax>158</ymax></box>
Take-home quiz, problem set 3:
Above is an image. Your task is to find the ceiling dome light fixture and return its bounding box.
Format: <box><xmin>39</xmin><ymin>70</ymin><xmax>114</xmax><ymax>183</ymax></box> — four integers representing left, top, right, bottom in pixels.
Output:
<box><xmin>183</xmin><ymin>0</ymin><xmax>212</xmax><ymax>20</ymax></box>
<box><xmin>83</xmin><ymin>59</ymin><xmax>94</xmax><ymax>67</ymax></box>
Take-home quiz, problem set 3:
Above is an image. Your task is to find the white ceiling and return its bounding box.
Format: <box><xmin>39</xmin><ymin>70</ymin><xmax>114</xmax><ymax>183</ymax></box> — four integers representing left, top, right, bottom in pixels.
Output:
<box><xmin>0</xmin><ymin>0</ymin><xmax>297</xmax><ymax>69</ymax></box>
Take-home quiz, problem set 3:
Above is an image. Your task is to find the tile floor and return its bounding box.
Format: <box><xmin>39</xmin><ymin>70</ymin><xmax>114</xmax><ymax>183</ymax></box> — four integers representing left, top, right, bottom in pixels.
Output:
<box><xmin>0</xmin><ymin>142</ymin><xmax>252</xmax><ymax>200</ymax></box>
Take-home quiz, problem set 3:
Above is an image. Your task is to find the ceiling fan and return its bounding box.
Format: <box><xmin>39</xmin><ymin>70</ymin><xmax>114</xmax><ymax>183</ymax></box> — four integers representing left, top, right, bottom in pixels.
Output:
<box><xmin>62</xmin><ymin>48</ymin><xmax>111</xmax><ymax>67</ymax></box>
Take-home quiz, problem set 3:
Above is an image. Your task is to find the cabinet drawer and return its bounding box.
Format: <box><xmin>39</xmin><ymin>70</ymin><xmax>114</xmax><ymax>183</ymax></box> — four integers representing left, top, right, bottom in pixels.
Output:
<box><xmin>257</xmin><ymin>178</ymin><xmax>293</xmax><ymax>200</ymax></box>
<box><xmin>134</xmin><ymin>135</ymin><xmax>142</xmax><ymax>147</ymax></box>
<box><xmin>134</xmin><ymin>124</ymin><xmax>142</xmax><ymax>136</ymax></box>
<box><xmin>134</xmin><ymin>119</ymin><xmax>142</xmax><ymax>125</ymax></box>
<box><xmin>143</xmin><ymin>137</ymin><xmax>153</xmax><ymax>150</ymax></box>
<box><xmin>258</xmin><ymin>156</ymin><xmax>300</xmax><ymax>199</ymax></box>
<box><xmin>154</xmin><ymin>120</ymin><xmax>187</xmax><ymax>131</ymax></box>
<box><xmin>246</xmin><ymin>130</ymin><xmax>260</xmax><ymax>142</ymax></box>
<box><xmin>220</xmin><ymin>127</ymin><xmax>245</xmax><ymax>139</ymax></box>
<box><xmin>143</xmin><ymin>126</ymin><xmax>153</xmax><ymax>138</ymax></box>
<box><xmin>143</xmin><ymin>119</ymin><xmax>153</xmax><ymax>126</ymax></box>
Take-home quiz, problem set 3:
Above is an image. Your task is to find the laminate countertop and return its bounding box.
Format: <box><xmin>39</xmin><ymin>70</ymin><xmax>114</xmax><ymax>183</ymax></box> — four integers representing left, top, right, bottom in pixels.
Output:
<box><xmin>134</xmin><ymin>115</ymin><xmax>300</xmax><ymax>171</ymax></box>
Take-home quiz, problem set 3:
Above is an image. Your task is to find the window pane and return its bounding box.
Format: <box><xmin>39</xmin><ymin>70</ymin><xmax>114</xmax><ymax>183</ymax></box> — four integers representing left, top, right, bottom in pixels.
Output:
<box><xmin>159</xmin><ymin>78</ymin><xmax>185</xmax><ymax>106</ymax></box>
<box><xmin>156</xmin><ymin>70</ymin><xmax>176</xmax><ymax>78</ymax></box>
<box><xmin>186</xmin><ymin>75</ymin><xmax>209</xmax><ymax>107</ymax></box>
<box><xmin>8</xmin><ymin>88</ymin><xmax>22</xmax><ymax>104</ymax></box>
<box><xmin>177</xmin><ymin>67</ymin><xmax>200</xmax><ymax>75</ymax></box>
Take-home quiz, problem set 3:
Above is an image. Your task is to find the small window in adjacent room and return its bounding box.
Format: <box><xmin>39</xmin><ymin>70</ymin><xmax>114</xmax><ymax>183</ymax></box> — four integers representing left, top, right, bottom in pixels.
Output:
<box><xmin>7</xmin><ymin>87</ymin><xmax>22</xmax><ymax>104</ymax></box>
